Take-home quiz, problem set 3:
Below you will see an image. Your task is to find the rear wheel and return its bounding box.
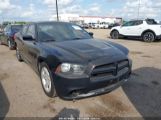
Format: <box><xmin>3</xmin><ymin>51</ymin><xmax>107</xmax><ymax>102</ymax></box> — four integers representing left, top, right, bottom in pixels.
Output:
<box><xmin>40</xmin><ymin>62</ymin><xmax>56</xmax><ymax>98</ymax></box>
<box><xmin>111</xmin><ymin>30</ymin><xmax>119</xmax><ymax>39</ymax></box>
<box><xmin>8</xmin><ymin>40</ymin><xmax>12</xmax><ymax>50</ymax></box>
<box><xmin>142</xmin><ymin>32</ymin><xmax>155</xmax><ymax>42</ymax></box>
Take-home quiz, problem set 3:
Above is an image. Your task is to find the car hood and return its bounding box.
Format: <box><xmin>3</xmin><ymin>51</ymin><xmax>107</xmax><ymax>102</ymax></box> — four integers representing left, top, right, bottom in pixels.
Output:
<box><xmin>43</xmin><ymin>39</ymin><xmax>127</xmax><ymax>62</ymax></box>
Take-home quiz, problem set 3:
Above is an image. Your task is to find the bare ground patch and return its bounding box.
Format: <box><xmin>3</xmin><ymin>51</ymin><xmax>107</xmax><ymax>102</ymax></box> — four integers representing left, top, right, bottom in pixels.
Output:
<box><xmin>87</xmin><ymin>94</ymin><xmax>132</xmax><ymax>117</ymax></box>
<box><xmin>0</xmin><ymin>73</ymin><xmax>9</xmax><ymax>81</ymax></box>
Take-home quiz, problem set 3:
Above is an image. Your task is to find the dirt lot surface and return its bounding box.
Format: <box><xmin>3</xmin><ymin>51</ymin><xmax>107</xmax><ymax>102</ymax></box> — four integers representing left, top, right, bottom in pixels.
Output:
<box><xmin>0</xmin><ymin>29</ymin><xmax>161</xmax><ymax>119</ymax></box>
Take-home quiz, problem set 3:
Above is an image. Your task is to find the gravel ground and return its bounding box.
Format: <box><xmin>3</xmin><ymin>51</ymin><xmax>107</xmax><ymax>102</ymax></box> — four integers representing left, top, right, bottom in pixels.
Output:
<box><xmin>0</xmin><ymin>29</ymin><xmax>161</xmax><ymax>119</ymax></box>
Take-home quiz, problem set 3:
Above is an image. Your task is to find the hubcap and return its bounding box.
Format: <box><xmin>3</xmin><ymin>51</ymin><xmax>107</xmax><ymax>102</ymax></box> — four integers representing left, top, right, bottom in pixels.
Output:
<box><xmin>144</xmin><ymin>32</ymin><xmax>154</xmax><ymax>42</ymax></box>
<box><xmin>112</xmin><ymin>31</ymin><xmax>118</xmax><ymax>39</ymax></box>
<box><xmin>41</xmin><ymin>67</ymin><xmax>51</xmax><ymax>93</ymax></box>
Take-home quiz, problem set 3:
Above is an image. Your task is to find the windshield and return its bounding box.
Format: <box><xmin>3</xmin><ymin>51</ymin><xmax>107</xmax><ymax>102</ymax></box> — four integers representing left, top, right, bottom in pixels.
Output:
<box><xmin>11</xmin><ymin>25</ymin><xmax>23</xmax><ymax>32</ymax></box>
<box><xmin>37</xmin><ymin>22</ymin><xmax>92</xmax><ymax>42</ymax></box>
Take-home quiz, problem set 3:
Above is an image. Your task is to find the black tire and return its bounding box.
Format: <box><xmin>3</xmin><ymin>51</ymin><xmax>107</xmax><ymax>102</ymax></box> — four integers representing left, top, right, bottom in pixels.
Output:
<box><xmin>40</xmin><ymin>62</ymin><xmax>57</xmax><ymax>98</ymax></box>
<box><xmin>142</xmin><ymin>32</ymin><xmax>155</xmax><ymax>42</ymax></box>
<box><xmin>111</xmin><ymin>30</ymin><xmax>119</xmax><ymax>39</ymax></box>
<box><xmin>16</xmin><ymin>47</ymin><xmax>23</xmax><ymax>62</ymax></box>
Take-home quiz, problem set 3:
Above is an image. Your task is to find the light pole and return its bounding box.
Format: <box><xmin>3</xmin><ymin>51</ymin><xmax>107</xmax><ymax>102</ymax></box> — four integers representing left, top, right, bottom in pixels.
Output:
<box><xmin>56</xmin><ymin>0</ymin><xmax>59</xmax><ymax>21</ymax></box>
<box><xmin>137</xmin><ymin>0</ymin><xmax>141</xmax><ymax>19</ymax></box>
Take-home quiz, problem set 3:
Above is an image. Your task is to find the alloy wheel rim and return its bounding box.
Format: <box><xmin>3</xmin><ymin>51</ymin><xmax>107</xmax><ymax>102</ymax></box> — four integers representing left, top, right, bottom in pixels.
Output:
<box><xmin>41</xmin><ymin>67</ymin><xmax>52</xmax><ymax>93</ymax></box>
<box><xmin>144</xmin><ymin>32</ymin><xmax>154</xmax><ymax>42</ymax></box>
<box><xmin>113</xmin><ymin>31</ymin><xmax>118</xmax><ymax>39</ymax></box>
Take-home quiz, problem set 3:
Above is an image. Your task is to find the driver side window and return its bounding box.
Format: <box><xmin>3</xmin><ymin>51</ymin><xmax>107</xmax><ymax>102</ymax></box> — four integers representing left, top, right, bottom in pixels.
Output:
<box><xmin>26</xmin><ymin>25</ymin><xmax>36</xmax><ymax>39</ymax></box>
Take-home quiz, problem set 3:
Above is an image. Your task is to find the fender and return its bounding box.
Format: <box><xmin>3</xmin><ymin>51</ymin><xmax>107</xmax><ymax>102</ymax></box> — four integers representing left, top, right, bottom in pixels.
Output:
<box><xmin>141</xmin><ymin>29</ymin><xmax>156</xmax><ymax>37</ymax></box>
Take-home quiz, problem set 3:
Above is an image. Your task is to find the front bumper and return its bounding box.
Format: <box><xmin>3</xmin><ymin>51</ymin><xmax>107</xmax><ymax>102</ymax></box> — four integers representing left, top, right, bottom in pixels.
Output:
<box><xmin>53</xmin><ymin>58</ymin><xmax>132</xmax><ymax>100</ymax></box>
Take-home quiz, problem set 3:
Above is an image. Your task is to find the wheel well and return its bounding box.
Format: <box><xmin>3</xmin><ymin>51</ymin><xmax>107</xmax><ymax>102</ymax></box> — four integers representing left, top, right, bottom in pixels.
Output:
<box><xmin>37</xmin><ymin>57</ymin><xmax>45</xmax><ymax>71</ymax></box>
<box><xmin>141</xmin><ymin>30</ymin><xmax>156</xmax><ymax>37</ymax></box>
<box><xmin>110</xmin><ymin>29</ymin><xmax>119</xmax><ymax>36</ymax></box>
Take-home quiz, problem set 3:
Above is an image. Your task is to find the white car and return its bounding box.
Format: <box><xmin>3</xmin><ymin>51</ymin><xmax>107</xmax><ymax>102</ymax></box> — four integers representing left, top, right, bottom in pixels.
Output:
<box><xmin>110</xmin><ymin>19</ymin><xmax>161</xmax><ymax>42</ymax></box>
<box><xmin>93</xmin><ymin>23</ymin><xmax>109</xmax><ymax>29</ymax></box>
<box><xmin>99</xmin><ymin>22</ymin><xmax>109</xmax><ymax>29</ymax></box>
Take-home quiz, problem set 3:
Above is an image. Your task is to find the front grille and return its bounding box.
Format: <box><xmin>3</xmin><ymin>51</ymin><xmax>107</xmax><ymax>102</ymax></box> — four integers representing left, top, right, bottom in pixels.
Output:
<box><xmin>91</xmin><ymin>60</ymin><xmax>129</xmax><ymax>80</ymax></box>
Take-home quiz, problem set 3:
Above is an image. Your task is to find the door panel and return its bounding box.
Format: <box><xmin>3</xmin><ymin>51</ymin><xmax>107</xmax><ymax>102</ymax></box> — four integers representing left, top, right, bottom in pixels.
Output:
<box><xmin>119</xmin><ymin>26</ymin><xmax>131</xmax><ymax>36</ymax></box>
<box><xmin>23</xmin><ymin>24</ymin><xmax>38</xmax><ymax>70</ymax></box>
<box><xmin>120</xmin><ymin>20</ymin><xmax>144</xmax><ymax>36</ymax></box>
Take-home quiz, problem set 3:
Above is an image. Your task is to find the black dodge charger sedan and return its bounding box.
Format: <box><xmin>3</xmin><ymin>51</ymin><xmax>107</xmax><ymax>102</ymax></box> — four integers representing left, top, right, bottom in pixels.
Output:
<box><xmin>15</xmin><ymin>22</ymin><xmax>132</xmax><ymax>100</ymax></box>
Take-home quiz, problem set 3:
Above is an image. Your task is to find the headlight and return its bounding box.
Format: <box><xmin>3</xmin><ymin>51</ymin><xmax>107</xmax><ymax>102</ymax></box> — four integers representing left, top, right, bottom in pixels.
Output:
<box><xmin>56</xmin><ymin>63</ymin><xmax>85</xmax><ymax>75</ymax></box>
<box><xmin>61</xmin><ymin>63</ymin><xmax>71</xmax><ymax>72</ymax></box>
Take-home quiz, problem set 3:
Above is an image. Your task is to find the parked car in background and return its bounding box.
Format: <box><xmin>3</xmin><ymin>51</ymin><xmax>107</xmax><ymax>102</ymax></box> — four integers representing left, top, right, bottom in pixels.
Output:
<box><xmin>0</xmin><ymin>24</ymin><xmax>23</xmax><ymax>49</ymax></box>
<box><xmin>81</xmin><ymin>23</ymin><xmax>89</xmax><ymax>29</ymax></box>
<box><xmin>88</xmin><ymin>23</ymin><xmax>95</xmax><ymax>29</ymax></box>
<box><xmin>15</xmin><ymin>22</ymin><xmax>132</xmax><ymax>100</ymax></box>
<box><xmin>108</xmin><ymin>23</ymin><xmax>120</xmax><ymax>29</ymax></box>
<box><xmin>92</xmin><ymin>23</ymin><xmax>99</xmax><ymax>29</ymax></box>
<box><xmin>99</xmin><ymin>22</ymin><xmax>109</xmax><ymax>29</ymax></box>
<box><xmin>110</xmin><ymin>19</ymin><xmax>161</xmax><ymax>42</ymax></box>
<box><xmin>92</xmin><ymin>22</ymin><xmax>109</xmax><ymax>29</ymax></box>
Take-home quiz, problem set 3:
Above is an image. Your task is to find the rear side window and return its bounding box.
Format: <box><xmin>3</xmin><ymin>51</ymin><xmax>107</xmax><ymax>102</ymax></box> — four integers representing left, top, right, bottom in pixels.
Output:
<box><xmin>146</xmin><ymin>19</ymin><xmax>158</xmax><ymax>25</ymax></box>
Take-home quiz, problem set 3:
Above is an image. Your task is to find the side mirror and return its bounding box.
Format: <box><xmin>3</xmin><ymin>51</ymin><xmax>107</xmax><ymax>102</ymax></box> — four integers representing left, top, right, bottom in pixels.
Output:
<box><xmin>23</xmin><ymin>35</ymin><xmax>35</xmax><ymax>41</ymax></box>
<box><xmin>89</xmin><ymin>32</ymin><xmax>94</xmax><ymax>37</ymax></box>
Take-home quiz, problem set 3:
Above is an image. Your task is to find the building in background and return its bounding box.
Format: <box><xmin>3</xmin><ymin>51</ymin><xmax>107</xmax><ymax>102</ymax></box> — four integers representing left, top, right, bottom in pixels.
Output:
<box><xmin>50</xmin><ymin>14</ymin><xmax>122</xmax><ymax>24</ymax></box>
<box><xmin>79</xmin><ymin>16</ymin><xmax>122</xmax><ymax>24</ymax></box>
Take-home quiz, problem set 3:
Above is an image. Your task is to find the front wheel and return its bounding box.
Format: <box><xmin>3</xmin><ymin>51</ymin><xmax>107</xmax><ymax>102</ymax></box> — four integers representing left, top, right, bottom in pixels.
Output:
<box><xmin>40</xmin><ymin>62</ymin><xmax>56</xmax><ymax>98</ymax></box>
<box><xmin>16</xmin><ymin>47</ymin><xmax>23</xmax><ymax>62</ymax></box>
<box><xmin>111</xmin><ymin>30</ymin><xmax>119</xmax><ymax>39</ymax></box>
<box><xmin>142</xmin><ymin>32</ymin><xmax>155</xmax><ymax>42</ymax></box>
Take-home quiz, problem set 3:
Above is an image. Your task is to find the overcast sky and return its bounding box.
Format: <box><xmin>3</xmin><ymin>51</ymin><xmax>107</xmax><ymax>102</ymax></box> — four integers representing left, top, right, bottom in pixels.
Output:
<box><xmin>0</xmin><ymin>0</ymin><xmax>161</xmax><ymax>22</ymax></box>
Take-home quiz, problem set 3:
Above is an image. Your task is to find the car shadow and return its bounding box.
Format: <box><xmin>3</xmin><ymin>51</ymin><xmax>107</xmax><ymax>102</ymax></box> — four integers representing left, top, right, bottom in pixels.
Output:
<box><xmin>54</xmin><ymin>107</ymin><xmax>80</xmax><ymax>119</ymax></box>
<box><xmin>122</xmin><ymin>67</ymin><xmax>161</xmax><ymax>118</ymax></box>
<box><xmin>0</xmin><ymin>82</ymin><xmax>10</xmax><ymax>119</ymax></box>
<box><xmin>108</xmin><ymin>36</ymin><xmax>161</xmax><ymax>42</ymax></box>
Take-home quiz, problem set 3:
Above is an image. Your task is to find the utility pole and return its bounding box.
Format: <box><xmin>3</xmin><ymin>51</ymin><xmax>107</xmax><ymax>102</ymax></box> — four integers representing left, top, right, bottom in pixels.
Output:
<box><xmin>137</xmin><ymin>0</ymin><xmax>141</xmax><ymax>19</ymax></box>
<box><xmin>56</xmin><ymin>0</ymin><xmax>59</xmax><ymax>21</ymax></box>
